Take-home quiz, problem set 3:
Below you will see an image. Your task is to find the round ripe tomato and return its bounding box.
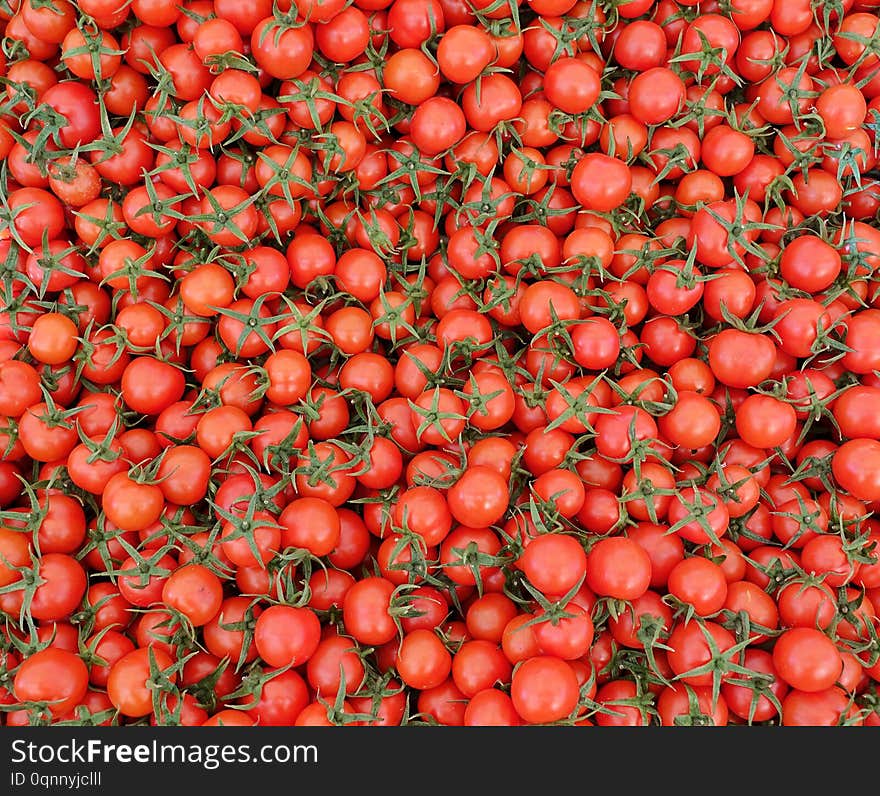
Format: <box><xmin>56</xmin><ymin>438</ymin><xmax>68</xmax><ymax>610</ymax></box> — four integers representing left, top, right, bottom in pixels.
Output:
<box><xmin>519</xmin><ymin>281</ymin><xmax>580</xmax><ymax>334</ymax></box>
<box><xmin>533</xmin><ymin>469</ymin><xmax>585</xmax><ymax>518</ymax></box>
<box><xmin>688</xmin><ymin>200</ymin><xmax>752</xmax><ymax>268</ymax></box>
<box><xmin>410</xmin><ymin>97</ymin><xmax>466</xmax><ymax>156</ymax></box>
<box><xmin>462</xmin><ymin>371</ymin><xmax>516</xmax><ymax>431</ymax></box>
<box><xmin>17</xmin><ymin>410</ymin><xmax>75</xmax><ymax>465</ymax></box>
<box><xmin>161</xmin><ymin>564</ymin><xmax>223</xmax><ymax>627</ymax></box>
<box><xmin>343</xmin><ymin>577</ymin><xmax>398</xmax><ymax>646</ymax></box>
<box><xmin>723</xmin><ymin>580</ymin><xmax>778</xmax><ymax>641</ymax></box>
<box><xmin>463</xmin><ymin>688</ymin><xmax>521</xmax><ymax>726</ymax></box>
<box><xmin>628</xmin><ymin>522</ymin><xmax>686</xmax><ymax>588</ymax></box>
<box><xmin>629</xmin><ymin>67</ymin><xmax>685</xmax><ymax>125</ymax></box>
<box><xmin>250</xmin><ymin>18</ymin><xmax>313</xmax><ymax>79</ymax></box>
<box><xmin>700</xmin><ymin>124</ymin><xmax>755</xmax><ymax>177</ymax></box>
<box><xmin>40</xmin><ymin>81</ymin><xmax>101</xmax><ymax>149</ymax></box>
<box><xmin>307</xmin><ymin>634</ymin><xmax>367</xmax><ymax>697</ymax></box>
<box><xmin>202</xmin><ymin>710</ymin><xmax>256</xmax><ymax>727</ymax></box>
<box><xmin>440</xmin><ymin>526</ymin><xmax>502</xmax><ymax>586</ymax></box>
<box><xmin>121</xmin><ymin>357</ymin><xmax>185</xmax><ymax>416</ymax></box>
<box><xmin>704</xmin><ymin>466</ymin><xmax>759</xmax><ymax>521</ymax></box>
<box><xmin>0</xmin><ymin>360</ymin><xmax>42</xmax><ymax>417</ymax></box>
<box><xmin>460</xmin><ymin>72</ymin><xmax>522</xmax><ymax>133</ymax></box>
<box><xmin>667</xmin><ymin>557</ymin><xmax>728</xmax><ymax>616</ymax></box>
<box><xmin>280</xmin><ymin>497</ymin><xmax>341</xmax><ymax>557</ymax></box>
<box><xmin>832</xmin><ymin>439</ymin><xmax>880</xmax><ymax>502</ymax></box>
<box><xmin>668</xmin><ymin>487</ymin><xmax>730</xmax><ymax>545</ymax></box>
<box><xmin>384</xmin><ymin>48</ymin><xmax>440</xmax><ymax>104</ymax></box>
<box><xmin>833</xmin><ymin>386</ymin><xmax>880</xmax><ymax>440</ymax></box>
<box><xmin>62</xmin><ymin>28</ymin><xmax>122</xmax><ymax>80</ymax></box>
<box><xmin>203</xmin><ymin>597</ymin><xmax>262</xmax><ymax>664</ymax></box>
<box><xmin>772</xmin><ymin>299</ymin><xmax>830</xmax><ymax>359</ymax></box>
<box><xmin>614</xmin><ymin>19</ymin><xmax>666</xmax><ymax>69</ymax></box>
<box><xmin>295</xmin><ymin>442</ymin><xmax>356</xmax><ymax>505</ymax></box>
<box><xmin>734</xmin><ymin>395</ymin><xmax>797</xmax><ymax>449</ymax></box>
<box><xmin>571</xmin><ymin>153</ymin><xmax>632</xmax><ymax>212</ymax></box>
<box><xmin>667</xmin><ymin>620</ymin><xmax>736</xmax><ymax>687</ymax></box>
<box><xmin>315</xmin><ymin>7</ymin><xmax>370</xmax><ymax>61</ymax></box>
<box><xmin>387</xmin><ymin>0</ymin><xmax>445</xmax><ymax>47</ymax></box>
<box><xmin>841</xmin><ymin>310</ymin><xmax>880</xmax><ymax>374</ymax></box>
<box><xmin>393</xmin><ymin>485</ymin><xmax>452</xmax><ymax>546</ymax></box>
<box><xmin>523</xmin><ymin>427</ymin><xmax>573</xmax><ymax>475</ymax></box>
<box><xmin>34</xmin><ymin>494</ymin><xmax>86</xmax><ymax>554</ymax></box>
<box><xmin>156</xmin><ymin>446</ymin><xmax>211</xmax><ymax>505</ymax></box>
<box><xmin>117</xmin><ymin>553</ymin><xmax>177</xmax><ymax>608</ymax></box>
<box><xmin>532</xmin><ymin>603</ymin><xmax>594</xmax><ymax>660</ymax></box>
<box><xmin>500</xmin><ymin>614</ymin><xmax>540</xmax><ymax>665</ymax></box>
<box><xmin>14</xmin><ymin>648</ymin><xmax>88</xmax><ymax>716</ymax></box>
<box><xmin>192</xmin><ymin>17</ymin><xmax>243</xmax><ymax>60</ymax></box>
<box><xmin>463</xmin><ymin>593</ymin><xmax>513</xmax><ymax>643</ymax></box>
<box><xmin>436</xmin><ymin>24</ymin><xmax>494</xmax><ymax>84</ymax></box>
<box><xmin>254</xmin><ymin>605</ymin><xmax>321</xmax><ymax>668</ymax></box>
<box><xmin>239</xmin><ymin>669</ymin><xmax>306</xmax><ymax>726</ymax></box>
<box><xmin>586</xmin><ymin>537</ymin><xmax>652</xmax><ymax>600</ymax></box>
<box><xmin>708</xmin><ymin>329</ymin><xmax>776</xmax><ymax>389</ymax></box>
<box><xmin>196</xmin><ymin>186</ymin><xmax>258</xmax><ymax>247</ymax></box>
<box><xmin>577</xmin><ymin>487</ymin><xmax>621</xmax><ymax>533</ymax></box>
<box><xmin>339</xmin><ymin>352</ymin><xmax>394</xmax><ymax>402</ymax></box>
<box><xmin>29</xmin><ymin>553</ymin><xmax>86</xmax><ymax>621</ymax></box>
<box><xmin>668</xmin><ymin>358</ymin><xmax>715</xmax><ymax>396</ymax></box>
<box><xmin>107</xmin><ymin>647</ymin><xmax>175</xmax><ymax>718</ymax></box>
<box><xmin>451</xmin><ymin>639</ymin><xmax>511</xmax><ymax>698</ymax></box>
<box><xmin>791</xmin><ymin>168</ymin><xmax>843</xmax><ymax>216</ymax></box>
<box><xmin>327</xmin><ymin>508</ymin><xmax>371</xmax><ymax>570</ymax></box>
<box><xmin>102</xmin><ymin>472</ymin><xmax>164</xmax><ymax>532</ymax></box>
<box><xmin>608</xmin><ymin>590</ymin><xmax>673</xmax><ymax>649</ymax></box>
<box><xmin>9</xmin><ymin>188</ymin><xmax>66</xmax><ymax>248</ymax></box>
<box><xmin>349</xmin><ymin>679</ymin><xmax>407</xmax><ymax>727</ymax></box>
<box><xmin>834</xmin><ymin>12</ymin><xmax>880</xmax><ymax>67</ymax></box>
<box><xmin>195</xmin><ymin>405</ymin><xmax>253</xmax><ymax>459</ymax></box>
<box><xmin>519</xmin><ymin>535</ymin><xmax>587</xmax><ymax>596</ymax></box>
<box><xmin>510</xmin><ymin>656</ymin><xmax>579</xmax><ymax>724</ymax></box>
<box><xmin>178</xmin><ymin>264</ymin><xmax>235</xmax><ymax>318</ymax></box>
<box><xmin>657</xmin><ymin>685</ymin><xmax>729</xmax><ymax>726</ymax></box>
<box><xmin>782</xmin><ymin>687</ymin><xmax>858</xmax><ymax>727</ymax></box>
<box><xmin>647</xmin><ymin>260</ymin><xmax>705</xmax><ymax>315</ymax></box>
<box><xmin>594</xmin><ymin>679</ymin><xmax>650</xmax><ymax>727</ymax></box>
<box><xmin>25</xmin><ymin>240</ymin><xmax>86</xmax><ymax>291</ymax></box>
<box><xmin>335</xmin><ymin>248</ymin><xmax>387</xmax><ymax>302</ymax></box>
<box><xmin>27</xmin><ymin>313</ymin><xmax>78</xmax><ymax>366</ymax></box>
<box><xmin>353</xmin><ymin>435</ymin><xmax>402</xmax><ymax>489</ymax></box>
<box><xmin>21</xmin><ymin>0</ymin><xmax>77</xmax><ymax>42</ymax></box>
<box><xmin>569</xmin><ymin>317</ymin><xmax>620</xmax><ymax>370</ymax></box>
<box><xmin>397</xmin><ymin>629</ymin><xmax>452</xmax><ymax>690</ymax></box>
<box><xmin>721</xmin><ymin>648</ymin><xmax>787</xmax><ymax>723</ymax></box>
<box><xmin>307</xmin><ymin>569</ymin><xmax>356</xmax><ymax>612</ymax></box>
<box><xmin>447</xmin><ymin>466</ymin><xmax>509</xmax><ymax>527</ymax></box>
<box><xmin>801</xmin><ymin>535</ymin><xmax>859</xmax><ymax>588</ymax></box>
<box><xmin>376</xmin><ymin>533</ymin><xmax>433</xmax><ymax>585</ymax></box>
<box><xmin>733</xmin><ymin>154</ymin><xmax>784</xmax><ymax>204</ymax></box>
<box><xmin>757</xmin><ymin>66</ymin><xmax>813</xmax><ymax>124</ymax></box>
<box><xmin>87</xmin><ymin>630</ymin><xmax>135</xmax><ymax>688</ymax></box>
<box><xmin>543</xmin><ymin>57</ymin><xmax>600</xmax><ymax>115</ymax></box>
<box><xmin>779</xmin><ymin>236</ymin><xmax>842</xmax><ymax>294</ymax></box>
<box><xmin>659</xmin><ymin>391</ymin><xmax>721</xmax><ymax>450</ymax></box>
<box><xmin>0</xmin><ymin>528</ymin><xmax>32</xmax><ymax>588</ymax></box>
<box><xmin>593</xmin><ymin>405</ymin><xmax>658</xmax><ymax>461</ymax></box>
<box><xmin>639</xmin><ymin>316</ymin><xmax>696</xmax><ymax>366</ymax></box>
<box><xmin>417</xmin><ymin>678</ymin><xmax>468</xmax><ymax>726</ymax></box>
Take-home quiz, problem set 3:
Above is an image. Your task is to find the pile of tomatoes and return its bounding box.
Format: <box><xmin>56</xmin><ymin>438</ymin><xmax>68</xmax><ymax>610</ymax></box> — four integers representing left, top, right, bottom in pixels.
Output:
<box><xmin>2</xmin><ymin>0</ymin><xmax>880</xmax><ymax>728</ymax></box>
